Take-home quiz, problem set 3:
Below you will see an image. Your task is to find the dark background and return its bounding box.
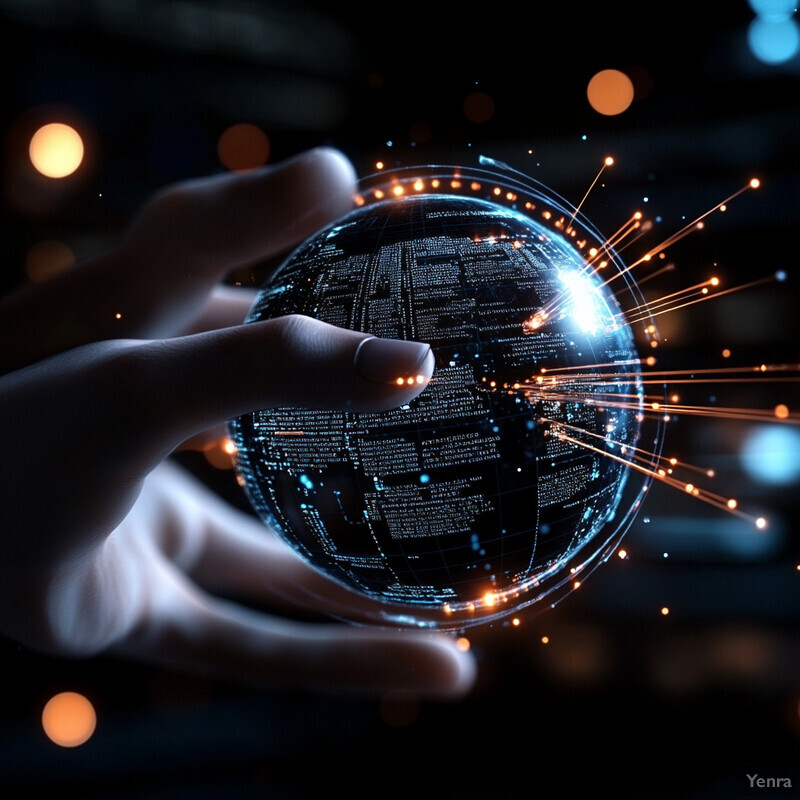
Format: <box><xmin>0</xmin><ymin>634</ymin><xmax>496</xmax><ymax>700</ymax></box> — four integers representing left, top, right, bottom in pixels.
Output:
<box><xmin>1</xmin><ymin>1</ymin><xmax>799</xmax><ymax>797</ymax></box>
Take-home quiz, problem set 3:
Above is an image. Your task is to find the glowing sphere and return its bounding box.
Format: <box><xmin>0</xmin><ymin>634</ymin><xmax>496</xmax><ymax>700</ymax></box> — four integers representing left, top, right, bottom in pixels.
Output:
<box><xmin>231</xmin><ymin>163</ymin><xmax>654</xmax><ymax>628</ymax></box>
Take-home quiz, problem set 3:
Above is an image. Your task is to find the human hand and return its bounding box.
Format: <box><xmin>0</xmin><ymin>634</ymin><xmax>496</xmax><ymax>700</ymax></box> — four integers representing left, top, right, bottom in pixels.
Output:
<box><xmin>0</xmin><ymin>148</ymin><xmax>476</xmax><ymax>696</ymax></box>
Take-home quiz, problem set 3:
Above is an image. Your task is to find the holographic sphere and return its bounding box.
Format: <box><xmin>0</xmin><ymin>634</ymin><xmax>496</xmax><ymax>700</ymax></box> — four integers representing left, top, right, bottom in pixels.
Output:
<box><xmin>230</xmin><ymin>161</ymin><xmax>659</xmax><ymax>629</ymax></box>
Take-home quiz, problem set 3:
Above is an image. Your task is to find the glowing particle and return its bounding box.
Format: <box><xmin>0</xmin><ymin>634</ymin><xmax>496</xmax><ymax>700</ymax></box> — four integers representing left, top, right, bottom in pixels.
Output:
<box><xmin>483</xmin><ymin>592</ymin><xmax>497</xmax><ymax>606</ymax></box>
<box><xmin>646</xmin><ymin>356</ymin><xmax>657</xmax><ymax>366</ymax></box>
<box><xmin>727</xmin><ymin>498</ymin><xmax>738</xmax><ymax>509</ymax></box>
<box><xmin>456</xmin><ymin>637</ymin><xmax>471</xmax><ymax>652</ymax></box>
<box><xmin>392</xmin><ymin>185</ymin><xmax>404</xmax><ymax>197</ymax></box>
<box><xmin>512</xmin><ymin>617</ymin><xmax>521</xmax><ymax>627</ymax></box>
<box><xmin>775</xmin><ymin>403</ymin><xmax>790</xmax><ymax>419</ymax></box>
<box><xmin>756</xmin><ymin>517</ymin><xmax>768</xmax><ymax>529</ymax></box>
<box><xmin>29</xmin><ymin>122</ymin><xmax>84</xmax><ymax>178</ymax></box>
<box><xmin>115</xmin><ymin>312</ymin><xmax>122</xmax><ymax>320</ymax></box>
<box><xmin>42</xmin><ymin>692</ymin><xmax>96</xmax><ymax>747</ymax></box>
<box><xmin>684</xmin><ymin>483</ymin><xmax>694</xmax><ymax>493</ymax></box>
<box><xmin>541</xmin><ymin>636</ymin><xmax>550</xmax><ymax>644</ymax></box>
<box><xmin>419</xmin><ymin>473</ymin><xmax>430</xmax><ymax>484</ymax></box>
<box><xmin>661</xmin><ymin>606</ymin><xmax>670</xmax><ymax>616</ymax></box>
<box><xmin>376</xmin><ymin>161</ymin><xmax>384</xmax><ymax>170</ymax></box>
<box><xmin>573</xmin><ymin>580</ymin><xmax>581</xmax><ymax>590</ymax></box>
<box><xmin>413</xmin><ymin>180</ymin><xmax>424</xmax><ymax>192</ymax></box>
<box><xmin>722</xmin><ymin>348</ymin><xmax>731</xmax><ymax>358</ymax></box>
<box><xmin>617</xmin><ymin>549</ymin><xmax>627</xmax><ymax>559</ymax></box>
<box><xmin>396</xmin><ymin>377</ymin><xmax>405</xmax><ymax>386</ymax></box>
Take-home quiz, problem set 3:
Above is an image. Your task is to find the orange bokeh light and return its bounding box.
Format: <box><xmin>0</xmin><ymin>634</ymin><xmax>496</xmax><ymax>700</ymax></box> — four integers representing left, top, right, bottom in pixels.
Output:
<box><xmin>29</xmin><ymin>122</ymin><xmax>84</xmax><ymax>178</ymax></box>
<box><xmin>217</xmin><ymin>123</ymin><xmax>270</xmax><ymax>172</ymax></box>
<box><xmin>42</xmin><ymin>692</ymin><xmax>96</xmax><ymax>747</ymax></box>
<box><xmin>587</xmin><ymin>69</ymin><xmax>635</xmax><ymax>116</ymax></box>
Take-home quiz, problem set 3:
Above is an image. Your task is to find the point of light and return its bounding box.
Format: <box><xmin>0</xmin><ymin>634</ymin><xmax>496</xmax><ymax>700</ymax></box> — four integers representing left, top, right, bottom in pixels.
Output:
<box><xmin>661</xmin><ymin>606</ymin><xmax>670</xmax><ymax>616</ymax></box>
<box><xmin>774</xmin><ymin>403</ymin><xmax>790</xmax><ymax>419</ymax></box>
<box><xmin>29</xmin><ymin>122</ymin><xmax>84</xmax><ymax>178</ymax></box>
<box><xmin>512</xmin><ymin>617</ymin><xmax>521</xmax><ymax>626</ymax></box>
<box><xmin>42</xmin><ymin>692</ymin><xmax>96</xmax><ymax>747</ymax></box>
<box><xmin>456</xmin><ymin>637</ymin><xmax>471</xmax><ymax>652</ymax></box>
<box><xmin>756</xmin><ymin>517</ymin><xmax>768</xmax><ymax>529</ymax></box>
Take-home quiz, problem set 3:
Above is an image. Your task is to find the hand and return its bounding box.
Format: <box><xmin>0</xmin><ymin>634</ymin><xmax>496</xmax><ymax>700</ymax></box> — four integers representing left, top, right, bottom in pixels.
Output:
<box><xmin>0</xmin><ymin>148</ymin><xmax>476</xmax><ymax>697</ymax></box>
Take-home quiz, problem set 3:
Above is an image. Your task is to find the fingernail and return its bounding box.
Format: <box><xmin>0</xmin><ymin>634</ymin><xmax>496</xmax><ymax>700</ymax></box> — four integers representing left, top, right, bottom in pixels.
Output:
<box><xmin>354</xmin><ymin>337</ymin><xmax>434</xmax><ymax>385</ymax></box>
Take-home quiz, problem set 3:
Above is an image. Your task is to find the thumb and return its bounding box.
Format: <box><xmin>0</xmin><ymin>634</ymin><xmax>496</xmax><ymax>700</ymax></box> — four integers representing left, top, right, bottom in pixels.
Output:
<box><xmin>117</xmin><ymin>315</ymin><xmax>434</xmax><ymax>463</ymax></box>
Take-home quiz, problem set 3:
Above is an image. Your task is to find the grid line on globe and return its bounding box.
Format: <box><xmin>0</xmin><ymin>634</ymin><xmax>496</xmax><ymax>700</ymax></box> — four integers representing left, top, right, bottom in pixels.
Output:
<box><xmin>229</xmin><ymin>159</ymin><xmax>665</xmax><ymax>630</ymax></box>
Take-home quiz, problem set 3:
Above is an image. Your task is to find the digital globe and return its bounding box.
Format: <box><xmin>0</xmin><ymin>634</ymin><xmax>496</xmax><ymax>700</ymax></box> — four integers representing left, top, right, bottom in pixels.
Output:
<box><xmin>230</xmin><ymin>160</ymin><xmax>662</xmax><ymax>630</ymax></box>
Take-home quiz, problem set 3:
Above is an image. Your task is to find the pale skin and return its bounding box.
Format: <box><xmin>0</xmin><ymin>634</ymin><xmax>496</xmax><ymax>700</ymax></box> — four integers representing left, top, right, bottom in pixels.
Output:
<box><xmin>0</xmin><ymin>147</ymin><xmax>476</xmax><ymax>696</ymax></box>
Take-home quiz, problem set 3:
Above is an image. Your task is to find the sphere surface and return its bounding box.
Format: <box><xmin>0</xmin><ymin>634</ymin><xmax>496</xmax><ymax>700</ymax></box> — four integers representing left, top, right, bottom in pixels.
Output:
<box><xmin>231</xmin><ymin>192</ymin><xmax>644</xmax><ymax>627</ymax></box>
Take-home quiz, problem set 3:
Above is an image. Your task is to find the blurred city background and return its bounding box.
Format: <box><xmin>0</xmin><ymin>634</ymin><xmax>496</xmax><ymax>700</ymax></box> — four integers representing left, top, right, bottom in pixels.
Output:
<box><xmin>1</xmin><ymin>1</ymin><xmax>799</xmax><ymax>796</ymax></box>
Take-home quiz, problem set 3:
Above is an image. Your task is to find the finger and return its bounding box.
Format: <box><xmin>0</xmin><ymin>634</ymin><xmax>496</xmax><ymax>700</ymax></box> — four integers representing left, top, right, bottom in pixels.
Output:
<box><xmin>180</xmin><ymin>284</ymin><xmax>259</xmax><ymax>335</ymax></box>
<box><xmin>123</xmin><ymin>146</ymin><xmax>357</xmax><ymax>276</ymax></box>
<box><xmin>107</xmin><ymin>315</ymin><xmax>436</xmax><ymax>467</ymax></box>
<box><xmin>141</xmin><ymin>462</ymin><xmax>441</xmax><ymax>625</ymax></box>
<box><xmin>114</xmin><ymin>583</ymin><xmax>476</xmax><ymax>697</ymax></box>
<box><xmin>0</xmin><ymin>148</ymin><xmax>357</xmax><ymax>373</ymax></box>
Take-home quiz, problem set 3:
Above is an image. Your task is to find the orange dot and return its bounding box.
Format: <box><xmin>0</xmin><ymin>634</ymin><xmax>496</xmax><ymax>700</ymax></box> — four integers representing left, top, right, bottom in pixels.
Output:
<box><xmin>541</xmin><ymin>636</ymin><xmax>550</xmax><ymax>644</ymax></box>
<box><xmin>25</xmin><ymin>240</ymin><xmax>76</xmax><ymax>283</ymax></box>
<box><xmin>587</xmin><ymin>69</ymin><xmax>634</xmax><ymax>116</ymax></box>
<box><xmin>775</xmin><ymin>404</ymin><xmax>790</xmax><ymax>419</ymax></box>
<box><xmin>42</xmin><ymin>692</ymin><xmax>96</xmax><ymax>747</ymax></box>
<box><xmin>463</xmin><ymin>91</ymin><xmax>495</xmax><ymax>123</ymax></box>
<box><xmin>217</xmin><ymin>123</ymin><xmax>270</xmax><ymax>172</ymax></box>
<box><xmin>661</xmin><ymin>607</ymin><xmax>670</xmax><ymax>616</ymax></box>
<box><xmin>456</xmin><ymin>637</ymin><xmax>470</xmax><ymax>652</ymax></box>
<box><xmin>29</xmin><ymin>122</ymin><xmax>84</xmax><ymax>178</ymax></box>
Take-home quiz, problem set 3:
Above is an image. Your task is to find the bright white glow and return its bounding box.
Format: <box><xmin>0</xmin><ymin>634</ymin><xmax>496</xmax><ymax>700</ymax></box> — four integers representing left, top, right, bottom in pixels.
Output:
<box><xmin>560</xmin><ymin>270</ymin><xmax>607</xmax><ymax>335</ymax></box>
<box><xmin>740</xmin><ymin>425</ymin><xmax>800</xmax><ymax>485</ymax></box>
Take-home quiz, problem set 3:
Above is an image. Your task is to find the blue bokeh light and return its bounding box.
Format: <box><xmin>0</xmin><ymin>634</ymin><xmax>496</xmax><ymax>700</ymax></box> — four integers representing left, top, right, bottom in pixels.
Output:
<box><xmin>740</xmin><ymin>424</ymin><xmax>800</xmax><ymax>485</ymax></box>
<box><xmin>747</xmin><ymin>16</ymin><xmax>800</xmax><ymax>64</ymax></box>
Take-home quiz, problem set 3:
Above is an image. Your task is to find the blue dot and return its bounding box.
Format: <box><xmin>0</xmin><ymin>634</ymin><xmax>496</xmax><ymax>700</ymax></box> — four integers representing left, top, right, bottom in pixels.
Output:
<box><xmin>776</xmin><ymin>269</ymin><xmax>787</xmax><ymax>281</ymax></box>
<box><xmin>419</xmin><ymin>473</ymin><xmax>430</xmax><ymax>484</ymax></box>
<box><xmin>741</xmin><ymin>424</ymin><xmax>800</xmax><ymax>484</ymax></box>
<box><xmin>748</xmin><ymin>16</ymin><xmax>800</xmax><ymax>64</ymax></box>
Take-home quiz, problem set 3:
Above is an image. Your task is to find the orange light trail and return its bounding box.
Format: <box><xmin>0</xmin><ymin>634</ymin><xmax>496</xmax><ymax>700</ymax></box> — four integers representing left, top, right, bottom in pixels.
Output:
<box><xmin>549</xmin><ymin>426</ymin><xmax>764</xmax><ymax>525</ymax></box>
<box><xmin>624</xmin><ymin>178</ymin><xmax>760</xmax><ymax>271</ymax></box>
<box><xmin>567</xmin><ymin>156</ymin><xmax>614</xmax><ymax>234</ymax></box>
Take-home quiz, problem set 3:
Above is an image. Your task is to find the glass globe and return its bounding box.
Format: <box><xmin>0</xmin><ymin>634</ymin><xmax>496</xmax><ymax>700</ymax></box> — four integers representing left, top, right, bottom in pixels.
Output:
<box><xmin>230</xmin><ymin>160</ymin><xmax>661</xmax><ymax>629</ymax></box>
